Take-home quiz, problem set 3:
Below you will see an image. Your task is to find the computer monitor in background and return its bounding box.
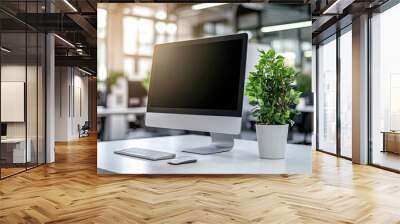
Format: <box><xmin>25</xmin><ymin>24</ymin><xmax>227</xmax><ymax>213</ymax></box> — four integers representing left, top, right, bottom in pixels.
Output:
<box><xmin>1</xmin><ymin>123</ymin><xmax>7</xmax><ymax>138</ymax></box>
<box><xmin>145</xmin><ymin>33</ymin><xmax>248</xmax><ymax>154</ymax></box>
<box><xmin>128</xmin><ymin>81</ymin><xmax>148</xmax><ymax>107</ymax></box>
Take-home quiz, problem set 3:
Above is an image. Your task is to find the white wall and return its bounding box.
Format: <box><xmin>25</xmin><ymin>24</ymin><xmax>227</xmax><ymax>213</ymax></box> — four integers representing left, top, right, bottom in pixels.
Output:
<box><xmin>1</xmin><ymin>64</ymin><xmax>46</xmax><ymax>164</ymax></box>
<box><xmin>71</xmin><ymin>74</ymin><xmax>89</xmax><ymax>138</ymax></box>
<box><xmin>1</xmin><ymin>65</ymin><xmax>35</xmax><ymax>138</ymax></box>
<box><xmin>55</xmin><ymin>67</ymin><xmax>89</xmax><ymax>141</ymax></box>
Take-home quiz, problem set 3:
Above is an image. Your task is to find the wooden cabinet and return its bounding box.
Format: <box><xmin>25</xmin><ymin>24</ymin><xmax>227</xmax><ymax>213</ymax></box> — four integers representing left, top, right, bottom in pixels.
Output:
<box><xmin>382</xmin><ymin>131</ymin><xmax>400</xmax><ymax>154</ymax></box>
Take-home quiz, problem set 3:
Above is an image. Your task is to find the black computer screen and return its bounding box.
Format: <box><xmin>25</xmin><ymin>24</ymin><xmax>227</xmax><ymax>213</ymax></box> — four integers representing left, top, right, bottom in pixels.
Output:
<box><xmin>1</xmin><ymin>123</ymin><xmax>7</xmax><ymax>136</ymax></box>
<box><xmin>147</xmin><ymin>34</ymin><xmax>247</xmax><ymax>117</ymax></box>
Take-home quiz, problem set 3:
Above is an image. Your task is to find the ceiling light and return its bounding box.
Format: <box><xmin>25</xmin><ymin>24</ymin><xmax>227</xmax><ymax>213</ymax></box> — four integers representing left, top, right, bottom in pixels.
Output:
<box><xmin>260</xmin><ymin>21</ymin><xmax>312</xmax><ymax>33</ymax></box>
<box><xmin>192</xmin><ymin>3</ymin><xmax>228</xmax><ymax>10</ymax></box>
<box><xmin>1</xmin><ymin>47</ymin><xmax>11</xmax><ymax>53</ymax></box>
<box><xmin>78</xmin><ymin>67</ymin><xmax>92</xmax><ymax>76</ymax></box>
<box><xmin>63</xmin><ymin>0</ymin><xmax>78</xmax><ymax>12</ymax></box>
<box><xmin>323</xmin><ymin>0</ymin><xmax>343</xmax><ymax>15</ymax></box>
<box><xmin>54</xmin><ymin>34</ymin><xmax>75</xmax><ymax>48</ymax></box>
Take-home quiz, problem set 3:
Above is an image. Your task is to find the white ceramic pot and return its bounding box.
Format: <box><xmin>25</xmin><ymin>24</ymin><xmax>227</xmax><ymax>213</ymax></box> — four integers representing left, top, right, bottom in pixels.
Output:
<box><xmin>256</xmin><ymin>124</ymin><xmax>289</xmax><ymax>159</ymax></box>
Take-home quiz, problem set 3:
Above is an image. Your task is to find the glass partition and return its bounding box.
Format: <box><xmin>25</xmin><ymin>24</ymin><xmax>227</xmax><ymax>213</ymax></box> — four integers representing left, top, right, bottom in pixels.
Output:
<box><xmin>1</xmin><ymin>31</ymin><xmax>28</xmax><ymax>177</ymax></box>
<box><xmin>0</xmin><ymin>1</ymin><xmax>46</xmax><ymax>179</ymax></box>
<box><xmin>317</xmin><ymin>36</ymin><xmax>337</xmax><ymax>154</ymax></box>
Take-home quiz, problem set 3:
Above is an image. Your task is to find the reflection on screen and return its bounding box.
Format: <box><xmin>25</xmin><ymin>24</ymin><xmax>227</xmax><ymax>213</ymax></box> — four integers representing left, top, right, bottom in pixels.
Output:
<box><xmin>148</xmin><ymin>38</ymin><xmax>244</xmax><ymax>113</ymax></box>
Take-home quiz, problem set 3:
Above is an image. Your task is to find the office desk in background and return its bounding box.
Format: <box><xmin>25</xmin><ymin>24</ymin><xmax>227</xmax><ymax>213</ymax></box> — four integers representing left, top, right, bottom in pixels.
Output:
<box><xmin>381</xmin><ymin>131</ymin><xmax>400</xmax><ymax>154</ymax></box>
<box><xmin>97</xmin><ymin>106</ymin><xmax>147</xmax><ymax>141</ymax></box>
<box><xmin>97</xmin><ymin>106</ymin><xmax>146</xmax><ymax>117</ymax></box>
<box><xmin>1</xmin><ymin>138</ymin><xmax>31</xmax><ymax>164</ymax></box>
<box><xmin>97</xmin><ymin>135</ymin><xmax>312</xmax><ymax>175</ymax></box>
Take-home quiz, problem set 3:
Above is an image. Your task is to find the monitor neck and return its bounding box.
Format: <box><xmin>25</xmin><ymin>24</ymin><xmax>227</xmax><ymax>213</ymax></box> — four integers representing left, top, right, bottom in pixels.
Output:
<box><xmin>210</xmin><ymin>133</ymin><xmax>234</xmax><ymax>148</ymax></box>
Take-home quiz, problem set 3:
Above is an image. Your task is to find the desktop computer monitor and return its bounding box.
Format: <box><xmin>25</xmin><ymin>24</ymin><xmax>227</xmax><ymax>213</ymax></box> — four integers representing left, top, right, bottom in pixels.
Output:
<box><xmin>1</xmin><ymin>123</ymin><xmax>7</xmax><ymax>138</ymax></box>
<box><xmin>145</xmin><ymin>33</ymin><xmax>248</xmax><ymax>154</ymax></box>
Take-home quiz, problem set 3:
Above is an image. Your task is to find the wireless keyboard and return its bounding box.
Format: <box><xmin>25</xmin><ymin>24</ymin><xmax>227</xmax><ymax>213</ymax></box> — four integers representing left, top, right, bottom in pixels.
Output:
<box><xmin>114</xmin><ymin>148</ymin><xmax>176</xmax><ymax>161</ymax></box>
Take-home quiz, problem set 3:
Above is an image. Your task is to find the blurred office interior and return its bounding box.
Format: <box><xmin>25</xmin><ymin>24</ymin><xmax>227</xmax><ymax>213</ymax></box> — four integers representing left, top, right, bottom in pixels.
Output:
<box><xmin>97</xmin><ymin>3</ymin><xmax>313</xmax><ymax>144</ymax></box>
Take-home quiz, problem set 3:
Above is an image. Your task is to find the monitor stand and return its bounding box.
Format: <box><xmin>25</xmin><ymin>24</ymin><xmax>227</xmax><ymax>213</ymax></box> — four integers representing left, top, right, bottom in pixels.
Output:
<box><xmin>182</xmin><ymin>133</ymin><xmax>234</xmax><ymax>155</ymax></box>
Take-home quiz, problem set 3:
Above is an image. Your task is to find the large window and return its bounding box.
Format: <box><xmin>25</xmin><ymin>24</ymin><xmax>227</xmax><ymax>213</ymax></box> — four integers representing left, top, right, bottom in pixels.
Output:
<box><xmin>339</xmin><ymin>28</ymin><xmax>352</xmax><ymax>158</ymax></box>
<box><xmin>122</xmin><ymin>7</ymin><xmax>177</xmax><ymax>81</ymax></box>
<box><xmin>97</xmin><ymin>8</ymin><xmax>107</xmax><ymax>83</ymax></box>
<box><xmin>316</xmin><ymin>25</ymin><xmax>353</xmax><ymax>159</ymax></box>
<box><xmin>317</xmin><ymin>36</ymin><xmax>337</xmax><ymax>154</ymax></box>
<box><xmin>370</xmin><ymin>3</ymin><xmax>400</xmax><ymax>171</ymax></box>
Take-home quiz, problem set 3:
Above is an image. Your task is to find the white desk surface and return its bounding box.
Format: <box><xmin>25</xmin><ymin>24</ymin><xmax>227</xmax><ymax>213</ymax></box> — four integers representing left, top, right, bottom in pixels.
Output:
<box><xmin>1</xmin><ymin>138</ymin><xmax>26</xmax><ymax>143</ymax></box>
<box><xmin>297</xmin><ymin>105</ymin><xmax>314</xmax><ymax>113</ymax></box>
<box><xmin>97</xmin><ymin>135</ymin><xmax>312</xmax><ymax>175</ymax></box>
<box><xmin>97</xmin><ymin>106</ymin><xmax>146</xmax><ymax>117</ymax></box>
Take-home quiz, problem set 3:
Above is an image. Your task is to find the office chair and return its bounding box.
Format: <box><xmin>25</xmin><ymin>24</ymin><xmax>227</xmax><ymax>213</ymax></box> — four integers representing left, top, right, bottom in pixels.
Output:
<box><xmin>79</xmin><ymin>121</ymin><xmax>90</xmax><ymax>138</ymax></box>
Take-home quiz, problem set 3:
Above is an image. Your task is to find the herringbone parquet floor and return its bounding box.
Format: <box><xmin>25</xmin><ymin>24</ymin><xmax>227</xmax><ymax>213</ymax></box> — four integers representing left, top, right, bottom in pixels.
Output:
<box><xmin>1</xmin><ymin>135</ymin><xmax>400</xmax><ymax>224</ymax></box>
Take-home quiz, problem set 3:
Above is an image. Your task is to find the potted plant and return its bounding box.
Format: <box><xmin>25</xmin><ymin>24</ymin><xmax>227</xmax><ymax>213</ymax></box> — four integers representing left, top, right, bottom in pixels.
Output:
<box><xmin>245</xmin><ymin>49</ymin><xmax>301</xmax><ymax>159</ymax></box>
<box><xmin>106</xmin><ymin>71</ymin><xmax>125</xmax><ymax>94</ymax></box>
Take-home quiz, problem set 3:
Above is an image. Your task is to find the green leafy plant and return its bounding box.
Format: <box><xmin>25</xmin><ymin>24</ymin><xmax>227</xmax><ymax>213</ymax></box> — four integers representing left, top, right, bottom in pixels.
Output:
<box><xmin>106</xmin><ymin>71</ymin><xmax>125</xmax><ymax>94</ymax></box>
<box><xmin>245</xmin><ymin>49</ymin><xmax>301</xmax><ymax>125</ymax></box>
<box><xmin>141</xmin><ymin>71</ymin><xmax>150</xmax><ymax>92</ymax></box>
<box><xmin>296</xmin><ymin>73</ymin><xmax>312</xmax><ymax>94</ymax></box>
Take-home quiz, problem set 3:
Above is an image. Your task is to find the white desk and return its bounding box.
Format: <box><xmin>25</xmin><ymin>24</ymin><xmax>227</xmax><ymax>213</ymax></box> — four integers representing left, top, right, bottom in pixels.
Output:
<box><xmin>97</xmin><ymin>135</ymin><xmax>312</xmax><ymax>175</ymax></box>
<box><xmin>1</xmin><ymin>138</ymin><xmax>31</xmax><ymax>163</ymax></box>
<box><xmin>297</xmin><ymin>105</ymin><xmax>314</xmax><ymax>113</ymax></box>
<box><xmin>97</xmin><ymin>106</ymin><xmax>146</xmax><ymax>117</ymax></box>
<box><xmin>97</xmin><ymin>106</ymin><xmax>147</xmax><ymax>141</ymax></box>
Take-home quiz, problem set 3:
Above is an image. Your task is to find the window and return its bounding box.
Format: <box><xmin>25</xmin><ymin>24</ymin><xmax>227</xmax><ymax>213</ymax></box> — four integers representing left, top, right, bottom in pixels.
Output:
<box><xmin>122</xmin><ymin>6</ymin><xmax>177</xmax><ymax>80</ymax></box>
<box><xmin>123</xmin><ymin>17</ymin><xmax>138</xmax><ymax>55</ymax></box>
<box><xmin>370</xmin><ymin>3</ymin><xmax>400</xmax><ymax>171</ymax></box>
<box><xmin>316</xmin><ymin>25</ymin><xmax>353</xmax><ymax>159</ymax></box>
<box><xmin>317</xmin><ymin>37</ymin><xmax>337</xmax><ymax>154</ymax></box>
<box><xmin>339</xmin><ymin>28</ymin><xmax>352</xmax><ymax>158</ymax></box>
<box><xmin>98</xmin><ymin>8</ymin><xmax>108</xmax><ymax>83</ymax></box>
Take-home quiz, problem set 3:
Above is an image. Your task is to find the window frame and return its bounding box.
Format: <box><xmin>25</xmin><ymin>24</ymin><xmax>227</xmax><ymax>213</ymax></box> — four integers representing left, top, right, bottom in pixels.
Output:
<box><xmin>315</xmin><ymin>23</ymin><xmax>353</xmax><ymax>160</ymax></box>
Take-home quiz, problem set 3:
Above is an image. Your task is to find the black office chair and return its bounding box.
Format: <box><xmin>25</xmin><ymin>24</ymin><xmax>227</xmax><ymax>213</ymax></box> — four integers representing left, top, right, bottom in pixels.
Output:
<box><xmin>298</xmin><ymin>112</ymin><xmax>312</xmax><ymax>144</ymax></box>
<box><xmin>79</xmin><ymin>121</ymin><xmax>90</xmax><ymax>138</ymax></box>
<box><xmin>290</xmin><ymin>111</ymin><xmax>312</xmax><ymax>144</ymax></box>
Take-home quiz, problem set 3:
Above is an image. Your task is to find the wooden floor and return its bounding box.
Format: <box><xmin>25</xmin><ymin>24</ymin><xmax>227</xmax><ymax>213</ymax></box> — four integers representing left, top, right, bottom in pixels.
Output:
<box><xmin>1</xmin><ymin>167</ymin><xmax>26</xmax><ymax>178</ymax></box>
<box><xmin>1</xmin><ymin>136</ymin><xmax>400</xmax><ymax>223</ymax></box>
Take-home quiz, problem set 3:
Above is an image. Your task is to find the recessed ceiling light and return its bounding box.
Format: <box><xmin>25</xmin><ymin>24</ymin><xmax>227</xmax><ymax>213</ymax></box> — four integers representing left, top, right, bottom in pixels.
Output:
<box><xmin>260</xmin><ymin>21</ymin><xmax>312</xmax><ymax>33</ymax></box>
<box><xmin>192</xmin><ymin>3</ymin><xmax>228</xmax><ymax>11</ymax></box>
<box><xmin>63</xmin><ymin>0</ymin><xmax>78</xmax><ymax>12</ymax></box>
<box><xmin>78</xmin><ymin>67</ymin><xmax>92</xmax><ymax>76</ymax></box>
<box><xmin>323</xmin><ymin>0</ymin><xmax>344</xmax><ymax>15</ymax></box>
<box><xmin>54</xmin><ymin>34</ymin><xmax>75</xmax><ymax>48</ymax></box>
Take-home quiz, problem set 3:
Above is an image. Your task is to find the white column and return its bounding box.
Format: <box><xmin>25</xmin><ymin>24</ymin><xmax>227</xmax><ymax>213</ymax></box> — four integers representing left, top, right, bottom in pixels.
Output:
<box><xmin>352</xmin><ymin>14</ymin><xmax>369</xmax><ymax>164</ymax></box>
<box><xmin>46</xmin><ymin>33</ymin><xmax>55</xmax><ymax>163</ymax></box>
<box><xmin>312</xmin><ymin>45</ymin><xmax>317</xmax><ymax>150</ymax></box>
